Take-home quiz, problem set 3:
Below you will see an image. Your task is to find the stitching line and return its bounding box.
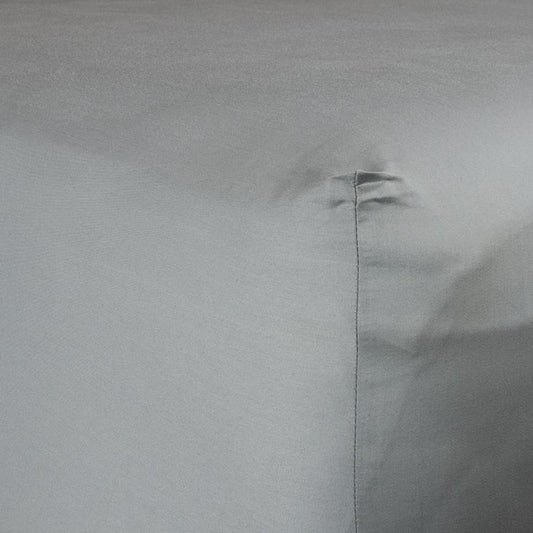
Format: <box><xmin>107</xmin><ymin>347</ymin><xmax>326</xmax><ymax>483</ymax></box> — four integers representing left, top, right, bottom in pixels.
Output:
<box><xmin>353</xmin><ymin>170</ymin><xmax>360</xmax><ymax>533</ymax></box>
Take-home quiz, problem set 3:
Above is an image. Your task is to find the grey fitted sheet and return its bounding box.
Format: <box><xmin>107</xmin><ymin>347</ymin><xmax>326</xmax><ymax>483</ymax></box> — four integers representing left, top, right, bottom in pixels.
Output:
<box><xmin>2</xmin><ymin>1</ymin><xmax>533</xmax><ymax>532</ymax></box>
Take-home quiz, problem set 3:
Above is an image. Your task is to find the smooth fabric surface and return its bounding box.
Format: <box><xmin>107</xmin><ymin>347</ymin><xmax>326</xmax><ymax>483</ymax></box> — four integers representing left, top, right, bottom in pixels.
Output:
<box><xmin>2</xmin><ymin>1</ymin><xmax>533</xmax><ymax>532</ymax></box>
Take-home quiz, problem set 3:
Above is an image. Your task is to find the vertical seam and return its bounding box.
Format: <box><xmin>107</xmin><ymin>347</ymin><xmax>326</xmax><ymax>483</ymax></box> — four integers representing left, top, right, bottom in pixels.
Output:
<box><xmin>353</xmin><ymin>170</ymin><xmax>360</xmax><ymax>533</ymax></box>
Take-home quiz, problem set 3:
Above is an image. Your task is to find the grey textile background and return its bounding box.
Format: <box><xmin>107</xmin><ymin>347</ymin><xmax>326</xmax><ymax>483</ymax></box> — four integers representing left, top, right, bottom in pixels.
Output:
<box><xmin>2</xmin><ymin>1</ymin><xmax>533</xmax><ymax>532</ymax></box>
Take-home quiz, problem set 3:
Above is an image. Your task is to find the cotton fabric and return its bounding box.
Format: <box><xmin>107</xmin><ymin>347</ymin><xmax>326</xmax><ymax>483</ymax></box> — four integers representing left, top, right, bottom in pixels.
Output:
<box><xmin>2</xmin><ymin>1</ymin><xmax>533</xmax><ymax>531</ymax></box>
